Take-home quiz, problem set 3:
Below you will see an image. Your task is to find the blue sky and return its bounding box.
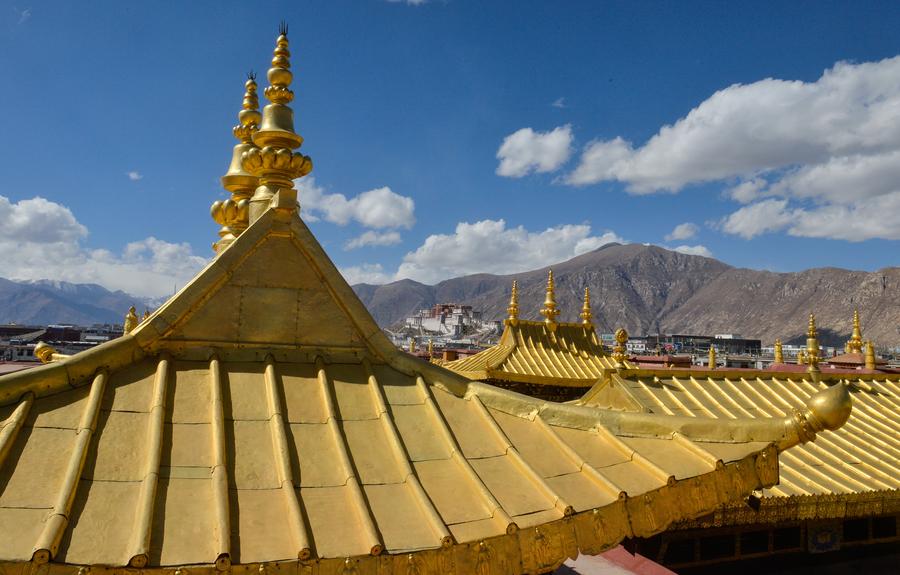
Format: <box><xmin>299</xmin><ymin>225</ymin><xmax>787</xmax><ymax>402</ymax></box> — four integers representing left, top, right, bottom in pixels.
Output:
<box><xmin>1</xmin><ymin>1</ymin><xmax>899</xmax><ymax>296</ymax></box>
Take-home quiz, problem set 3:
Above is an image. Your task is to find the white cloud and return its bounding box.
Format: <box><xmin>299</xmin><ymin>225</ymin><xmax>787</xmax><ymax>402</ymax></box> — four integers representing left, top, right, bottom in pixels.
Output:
<box><xmin>664</xmin><ymin>222</ymin><xmax>698</xmax><ymax>241</ymax></box>
<box><xmin>0</xmin><ymin>194</ymin><xmax>206</xmax><ymax>298</ymax></box>
<box><xmin>552</xmin><ymin>97</ymin><xmax>567</xmax><ymax>109</ymax></box>
<box><xmin>496</xmin><ymin>125</ymin><xmax>573</xmax><ymax>177</ymax></box>
<box><xmin>15</xmin><ymin>7</ymin><xmax>31</xmax><ymax>25</ymax></box>
<box><xmin>386</xmin><ymin>0</ymin><xmax>428</xmax><ymax>5</ymax></box>
<box><xmin>297</xmin><ymin>176</ymin><xmax>415</xmax><ymax>229</ymax></box>
<box><xmin>345</xmin><ymin>230</ymin><xmax>402</xmax><ymax>250</ymax></box>
<box><xmin>340</xmin><ymin>263</ymin><xmax>393</xmax><ymax>285</ymax></box>
<box><xmin>395</xmin><ymin>219</ymin><xmax>623</xmax><ymax>284</ymax></box>
<box><xmin>672</xmin><ymin>244</ymin><xmax>713</xmax><ymax>258</ymax></box>
<box><xmin>127</xmin><ymin>171</ymin><xmax>143</xmax><ymax>181</ymax></box>
<box><xmin>720</xmin><ymin>199</ymin><xmax>795</xmax><ymax>239</ymax></box>
<box><xmin>566</xmin><ymin>56</ymin><xmax>900</xmax><ymax>241</ymax></box>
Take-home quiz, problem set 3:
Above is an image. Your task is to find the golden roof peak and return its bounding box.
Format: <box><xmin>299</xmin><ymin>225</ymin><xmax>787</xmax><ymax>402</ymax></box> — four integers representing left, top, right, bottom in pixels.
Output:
<box><xmin>806</xmin><ymin>313</ymin><xmax>820</xmax><ymax>375</ymax></box>
<box><xmin>214</xmin><ymin>73</ymin><xmax>262</xmax><ymax>253</ymax></box>
<box><xmin>774</xmin><ymin>338</ymin><xmax>784</xmax><ymax>364</ymax></box>
<box><xmin>506</xmin><ymin>280</ymin><xmax>519</xmax><ymax>324</ymax></box>
<box><xmin>580</xmin><ymin>287</ymin><xmax>593</xmax><ymax>326</ymax></box>
<box><xmin>242</xmin><ymin>25</ymin><xmax>313</xmax><ymax>225</ymax></box>
<box><xmin>847</xmin><ymin>308</ymin><xmax>864</xmax><ymax>354</ymax></box>
<box><xmin>539</xmin><ymin>270</ymin><xmax>559</xmax><ymax>330</ymax></box>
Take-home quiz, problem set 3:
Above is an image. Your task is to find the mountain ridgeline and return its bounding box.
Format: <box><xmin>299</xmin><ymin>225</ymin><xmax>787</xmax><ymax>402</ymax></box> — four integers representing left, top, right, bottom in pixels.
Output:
<box><xmin>352</xmin><ymin>244</ymin><xmax>900</xmax><ymax>347</ymax></box>
<box><xmin>0</xmin><ymin>279</ymin><xmax>152</xmax><ymax>327</ymax></box>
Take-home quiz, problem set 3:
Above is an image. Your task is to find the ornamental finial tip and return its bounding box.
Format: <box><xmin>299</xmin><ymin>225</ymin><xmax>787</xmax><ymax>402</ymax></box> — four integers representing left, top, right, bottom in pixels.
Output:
<box><xmin>507</xmin><ymin>280</ymin><xmax>519</xmax><ymax>324</ymax></box>
<box><xmin>279</xmin><ymin>20</ymin><xmax>288</xmax><ymax>37</ymax></box>
<box><xmin>580</xmin><ymin>287</ymin><xmax>593</xmax><ymax>326</ymax></box>
<box><xmin>806</xmin><ymin>312</ymin><xmax>820</xmax><ymax>375</ymax></box>
<box><xmin>539</xmin><ymin>270</ymin><xmax>559</xmax><ymax>329</ymax></box>
<box><xmin>847</xmin><ymin>308</ymin><xmax>864</xmax><ymax>354</ymax></box>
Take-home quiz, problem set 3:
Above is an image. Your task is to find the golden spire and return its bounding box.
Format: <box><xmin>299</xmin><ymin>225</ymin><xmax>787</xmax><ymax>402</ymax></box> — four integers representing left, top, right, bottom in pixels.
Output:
<box><xmin>408</xmin><ymin>338</ymin><xmax>416</xmax><ymax>354</ymax></box>
<box><xmin>806</xmin><ymin>313</ymin><xmax>820</xmax><ymax>375</ymax></box>
<box><xmin>612</xmin><ymin>328</ymin><xmax>628</xmax><ymax>366</ymax></box>
<box><xmin>123</xmin><ymin>306</ymin><xmax>138</xmax><ymax>335</ymax></box>
<box><xmin>774</xmin><ymin>338</ymin><xmax>784</xmax><ymax>364</ymax></box>
<box><xmin>580</xmin><ymin>287</ymin><xmax>593</xmax><ymax>326</ymax></box>
<box><xmin>708</xmin><ymin>345</ymin><xmax>717</xmax><ymax>369</ymax></box>
<box><xmin>847</xmin><ymin>308</ymin><xmax>864</xmax><ymax>354</ymax></box>
<box><xmin>242</xmin><ymin>23</ymin><xmax>313</xmax><ymax>224</ymax></box>
<box><xmin>539</xmin><ymin>270</ymin><xmax>560</xmax><ymax>330</ymax></box>
<box><xmin>865</xmin><ymin>340</ymin><xmax>876</xmax><ymax>370</ymax></box>
<box><xmin>506</xmin><ymin>280</ymin><xmax>519</xmax><ymax>324</ymax></box>
<box><xmin>214</xmin><ymin>73</ymin><xmax>261</xmax><ymax>253</ymax></box>
<box><xmin>427</xmin><ymin>338</ymin><xmax>434</xmax><ymax>359</ymax></box>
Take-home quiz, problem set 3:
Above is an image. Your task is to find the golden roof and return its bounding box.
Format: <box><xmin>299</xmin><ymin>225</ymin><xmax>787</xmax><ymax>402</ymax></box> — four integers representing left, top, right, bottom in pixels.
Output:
<box><xmin>0</xmin><ymin>28</ymin><xmax>853</xmax><ymax>575</ymax></box>
<box><xmin>445</xmin><ymin>278</ymin><xmax>633</xmax><ymax>385</ymax></box>
<box><xmin>577</xmin><ymin>370</ymin><xmax>898</xmax><ymax>524</ymax></box>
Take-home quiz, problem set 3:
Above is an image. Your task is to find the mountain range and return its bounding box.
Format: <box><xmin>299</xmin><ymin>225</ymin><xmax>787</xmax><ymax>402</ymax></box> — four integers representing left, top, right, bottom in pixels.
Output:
<box><xmin>353</xmin><ymin>244</ymin><xmax>900</xmax><ymax>348</ymax></box>
<box><xmin>1</xmin><ymin>244</ymin><xmax>897</xmax><ymax>346</ymax></box>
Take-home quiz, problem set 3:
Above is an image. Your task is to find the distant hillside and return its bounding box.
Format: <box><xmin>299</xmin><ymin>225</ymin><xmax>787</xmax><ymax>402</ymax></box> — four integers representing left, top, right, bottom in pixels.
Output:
<box><xmin>0</xmin><ymin>279</ymin><xmax>149</xmax><ymax>326</ymax></box>
<box><xmin>352</xmin><ymin>244</ymin><xmax>900</xmax><ymax>347</ymax></box>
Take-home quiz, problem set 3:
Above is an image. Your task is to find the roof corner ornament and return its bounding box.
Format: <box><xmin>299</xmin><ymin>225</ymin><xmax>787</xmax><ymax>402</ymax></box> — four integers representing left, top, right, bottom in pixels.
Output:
<box><xmin>773</xmin><ymin>338</ymin><xmax>784</xmax><ymax>364</ymax></box>
<box><xmin>612</xmin><ymin>327</ymin><xmax>628</xmax><ymax>367</ymax></box>
<box><xmin>787</xmin><ymin>382</ymin><xmax>852</xmax><ymax>447</ymax></box>
<box><xmin>539</xmin><ymin>270</ymin><xmax>559</xmax><ymax>331</ymax></box>
<box><xmin>34</xmin><ymin>341</ymin><xmax>70</xmax><ymax>364</ymax></box>
<box><xmin>214</xmin><ymin>72</ymin><xmax>261</xmax><ymax>253</ymax></box>
<box><xmin>506</xmin><ymin>280</ymin><xmax>519</xmax><ymax>325</ymax></box>
<box><xmin>865</xmin><ymin>340</ymin><xmax>876</xmax><ymax>370</ymax></box>
<box><xmin>124</xmin><ymin>306</ymin><xmax>139</xmax><ymax>334</ymax></box>
<box><xmin>242</xmin><ymin>23</ymin><xmax>313</xmax><ymax>225</ymax></box>
<box><xmin>580</xmin><ymin>287</ymin><xmax>593</xmax><ymax>327</ymax></box>
<box><xmin>846</xmin><ymin>308</ymin><xmax>864</xmax><ymax>354</ymax></box>
<box><xmin>806</xmin><ymin>313</ymin><xmax>821</xmax><ymax>378</ymax></box>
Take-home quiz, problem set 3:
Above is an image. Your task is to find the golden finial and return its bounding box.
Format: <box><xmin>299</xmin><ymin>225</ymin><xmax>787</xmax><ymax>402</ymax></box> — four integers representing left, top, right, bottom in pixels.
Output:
<box><xmin>580</xmin><ymin>287</ymin><xmax>593</xmax><ymax>326</ymax></box>
<box><xmin>506</xmin><ymin>280</ymin><xmax>519</xmax><ymax>324</ymax></box>
<box><xmin>847</xmin><ymin>308</ymin><xmax>864</xmax><ymax>354</ymax></box>
<box><xmin>215</xmin><ymin>72</ymin><xmax>261</xmax><ymax>253</ymax></box>
<box><xmin>539</xmin><ymin>270</ymin><xmax>560</xmax><ymax>330</ymax></box>
<box><xmin>243</xmin><ymin>24</ymin><xmax>313</xmax><ymax>224</ymax></box>
<box><xmin>806</xmin><ymin>313</ymin><xmax>820</xmax><ymax>375</ymax></box>
<box><xmin>142</xmin><ymin>309</ymin><xmax>151</xmax><ymax>322</ymax></box>
<box><xmin>797</xmin><ymin>349</ymin><xmax>806</xmax><ymax>365</ymax></box>
<box><xmin>612</xmin><ymin>328</ymin><xmax>628</xmax><ymax>366</ymax></box>
<box><xmin>408</xmin><ymin>338</ymin><xmax>416</xmax><ymax>354</ymax></box>
<box><xmin>865</xmin><ymin>340</ymin><xmax>876</xmax><ymax>370</ymax></box>
<box><xmin>774</xmin><ymin>338</ymin><xmax>784</xmax><ymax>364</ymax></box>
<box><xmin>124</xmin><ymin>306</ymin><xmax>139</xmax><ymax>335</ymax></box>
<box><xmin>708</xmin><ymin>345</ymin><xmax>717</xmax><ymax>369</ymax></box>
<box><xmin>427</xmin><ymin>338</ymin><xmax>433</xmax><ymax>359</ymax></box>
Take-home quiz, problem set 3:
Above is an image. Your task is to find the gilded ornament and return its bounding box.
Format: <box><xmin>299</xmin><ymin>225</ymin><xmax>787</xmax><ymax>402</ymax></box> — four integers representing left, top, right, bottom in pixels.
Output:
<box><xmin>506</xmin><ymin>280</ymin><xmax>519</xmax><ymax>324</ymax></box>
<box><xmin>774</xmin><ymin>338</ymin><xmax>784</xmax><ymax>364</ymax></box>
<box><xmin>123</xmin><ymin>305</ymin><xmax>139</xmax><ymax>334</ymax></box>
<box><xmin>580</xmin><ymin>287</ymin><xmax>593</xmax><ymax>326</ymax></box>
<box><xmin>846</xmin><ymin>308</ymin><xmax>864</xmax><ymax>354</ymax></box>
<box><xmin>539</xmin><ymin>270</ymin><xmax>560</xmax><ymax>330</ymax></box>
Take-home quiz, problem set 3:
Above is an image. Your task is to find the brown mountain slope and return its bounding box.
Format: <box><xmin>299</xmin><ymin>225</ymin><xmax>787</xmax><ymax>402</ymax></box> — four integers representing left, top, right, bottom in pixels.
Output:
<box><xmin>352</xmin><ymin>244</ymin><xmax>900</xmax><ymax>346</ymax></box>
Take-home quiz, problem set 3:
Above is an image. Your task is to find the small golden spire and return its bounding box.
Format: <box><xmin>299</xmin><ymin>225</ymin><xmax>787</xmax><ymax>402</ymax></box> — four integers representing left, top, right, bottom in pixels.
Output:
<box><xmin>243</xmin><ymin>24</ymin><xmax>313</xmax><ymax>224</ymax></box>
<box><xmin>847</xmin><ymin>308</ymin><xmax>864</xmax><ymax>354</ymax></box>
<box><xmin>215</xmin><ymin>73</ymin><xmax>261</xmax><ymax>252</ymax></box>
<box><xmin>580</xmin><ymin>287</ymin><xmax>593</xmax><ymax>326</ymax></box>
<box><xmin>427</xmin><ymin>338</ymin><xmax>433</xmax><ymax>359</ymax></box>
<box><xmin>124</xmin><ymin>306</ymin><xmax>139</xmax><ymax>335</ymax></box>
<box><xmin>612</xmin><ymin>328</ymin><xmax>628</xmax><ymax>366</ymax></box>
<box><xmin>408</xmin><ymin>338</ymin><xmax>416</xmax><ymax>354</ymax></box>
<box><xmin>708</xmin><ymin>345</ymin><xmax>717</xmax><ymax>369</ymax></box>
<box><xmin>806</xmin><ymin>313</ymin><xmax>820</xmax><ymax>375</ymax></box>
<box><xmin>506</xmin><ymin>280</ymin><xmax>519</xmax><ymax>324</ymax></box>
<box><xmin>142</xmin><ymin>309</ymin><xmax>151</xmax><ymax>322</ymax></box>
<box><xmin>539</xmin><ymin>270</ymin><xmax>560</xmax><ymax>330</ymax></box>
<box><xmin>797</xmin><ymin>349</ymin><xmax>806</xmax><ymax>365</ymax></box>
<box><xmin>774</xmin><ymin>338</ymin><xmax>784</xmax><ymax>364</ymax></box>
<box><xmin>865</xmin><ymin>340</ymin><xmax>876</xmax><ymax>370</ymax></box>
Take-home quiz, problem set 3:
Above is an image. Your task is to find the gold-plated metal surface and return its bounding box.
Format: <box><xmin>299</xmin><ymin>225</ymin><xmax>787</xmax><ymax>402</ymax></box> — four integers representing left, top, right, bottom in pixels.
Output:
<box><xmin>806</xmin><ymin>313</ymin><xmax>820</xmax><ymax>376</ymax></box>
<box><xmin>865</xmin><ymin>340</ymin><xmax>876</xmax><ymax>370</ymax></box>
<box><xmin>124</xmin><ymin>305</ymin><xmax>139</xmax><ymax>335</ymax></box>
<box><xmin>774</xmin><ymin>338</ymin><xmax>784</xmax><ymax>364</ymax></box>
<box><xmin>847</xmin><ymin>309</ymin><xmax>864</xmax><ymax>354</ymax></box>
<box><xmin>708</xmin><ymin>345</ymin><xmax>716</xmax><ymax>370</ymax></box>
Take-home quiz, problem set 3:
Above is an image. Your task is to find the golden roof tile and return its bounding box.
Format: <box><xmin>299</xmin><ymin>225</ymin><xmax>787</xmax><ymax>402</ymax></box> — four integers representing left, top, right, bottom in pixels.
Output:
<box><xmin>0</xmin><ymin>27</ymin><xmax>854</xmax><ymax>574</ymax></box>
<box><xmin>577</xmin><ymin>370</ymin><xmax>898</xmax><ymax>523</ymax></box>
